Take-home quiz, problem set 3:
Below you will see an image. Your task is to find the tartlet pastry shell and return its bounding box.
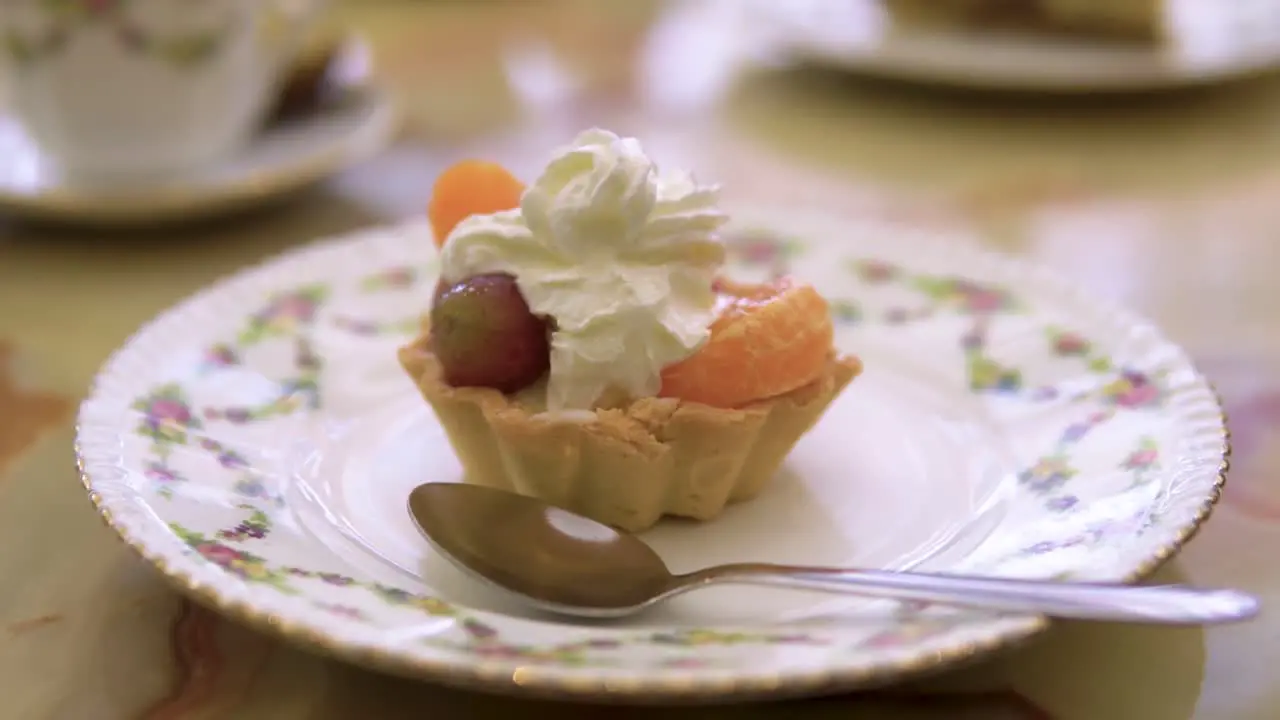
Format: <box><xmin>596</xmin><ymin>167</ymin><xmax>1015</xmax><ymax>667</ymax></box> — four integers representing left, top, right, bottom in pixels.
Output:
<box><xmin>398</xmin><ymin>334</ymin><xmax>861</xmax><ymax>532</ymax></box>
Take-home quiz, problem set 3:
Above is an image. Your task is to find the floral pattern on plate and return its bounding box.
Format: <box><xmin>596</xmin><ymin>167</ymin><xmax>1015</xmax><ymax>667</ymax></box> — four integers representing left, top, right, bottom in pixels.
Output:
<box><xmin>77</xmin><ymin>210</ymin><xmax>1226</xmax><ymax>700</ymax></box>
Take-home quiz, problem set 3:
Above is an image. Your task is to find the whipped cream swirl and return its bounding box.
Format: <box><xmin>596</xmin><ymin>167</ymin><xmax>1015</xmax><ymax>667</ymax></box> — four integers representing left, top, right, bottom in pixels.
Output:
<box><xmin>439</xmin><ymin>128</ymin><xmax>728</xmax><ymax>411</ymax></box>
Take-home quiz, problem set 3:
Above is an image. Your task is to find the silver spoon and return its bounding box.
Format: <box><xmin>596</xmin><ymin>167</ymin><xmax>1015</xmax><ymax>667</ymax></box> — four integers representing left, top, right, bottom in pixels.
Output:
<box><xmin>407</xmin><ymin>483</ymin><xmax>1259</xmax><ymax>624</ymax></box>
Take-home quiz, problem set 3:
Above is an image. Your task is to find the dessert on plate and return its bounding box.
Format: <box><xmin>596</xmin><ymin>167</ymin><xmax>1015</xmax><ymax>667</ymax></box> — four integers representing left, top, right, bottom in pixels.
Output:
<box><xmin>398</xmin><ymin>129</ymin><xmax>861</xmax><ymax>532</ymax></box>
<box><xmin>883</xmin><ymin>0</ymin><xmax>1165</xmax><ymax>41</ymax></box>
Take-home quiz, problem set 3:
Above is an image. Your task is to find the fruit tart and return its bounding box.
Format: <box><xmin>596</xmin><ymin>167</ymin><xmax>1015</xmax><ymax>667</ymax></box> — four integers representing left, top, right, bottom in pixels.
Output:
<box><xmin>398</xmin><ymin>129</ymin><xmax>862</xmax><ymax>532</ymax></box>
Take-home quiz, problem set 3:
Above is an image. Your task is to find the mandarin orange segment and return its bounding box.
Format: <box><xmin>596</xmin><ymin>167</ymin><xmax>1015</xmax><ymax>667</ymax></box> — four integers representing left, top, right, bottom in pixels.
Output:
<box><xmin>660</xmin><ymin>277</ymin><xmax>834</xmax><ymax>408</ymax></box>
<box><xmin>428</xmin><ymin>160</ymin><xmax>525</xmax><ymax>248</ymax></box>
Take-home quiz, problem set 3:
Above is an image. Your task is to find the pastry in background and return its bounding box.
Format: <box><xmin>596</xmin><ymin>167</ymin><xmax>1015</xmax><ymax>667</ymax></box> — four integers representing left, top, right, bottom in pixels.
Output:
<box><xmin>882</xmin><ymin>0</ymin><xmax>1166</xmax><ymax>42</ymax></box>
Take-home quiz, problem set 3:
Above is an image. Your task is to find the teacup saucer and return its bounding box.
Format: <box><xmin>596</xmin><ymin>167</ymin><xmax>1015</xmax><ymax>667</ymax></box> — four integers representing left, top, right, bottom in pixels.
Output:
<box><xmin>0</xmin><ymin>81</ymin><xmax>396</xmax><ymax>229</ymax></box>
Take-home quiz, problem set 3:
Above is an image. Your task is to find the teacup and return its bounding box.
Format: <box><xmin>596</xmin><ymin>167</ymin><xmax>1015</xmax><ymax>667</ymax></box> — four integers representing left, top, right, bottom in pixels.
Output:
<box><xmin>0</xmin><ymin>0</ymin><xmax>327</xmax><ymax>178</ymax></box>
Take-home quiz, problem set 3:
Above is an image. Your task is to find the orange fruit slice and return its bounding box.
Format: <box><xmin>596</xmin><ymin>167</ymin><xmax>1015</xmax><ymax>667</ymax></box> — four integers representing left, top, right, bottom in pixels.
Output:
<box><xmin>660</xmin><ymin>276</ymin><xmax>834</xmax><ymax>408</ymax></box>
<box><xmin>428</xmin><ymin>160</ymin><xmax>525</xmax><ymax>249</ymax></box>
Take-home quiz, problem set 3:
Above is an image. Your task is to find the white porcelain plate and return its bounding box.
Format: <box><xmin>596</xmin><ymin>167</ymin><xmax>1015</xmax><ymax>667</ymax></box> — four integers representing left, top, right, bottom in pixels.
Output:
<box><xmin>77</xmin><ymin>207</ymin><xmax>1227</xmax><ymax>702</ymax></box>
<box><xmin>748</xmin><ymin>0</ymin><xmax>1280</xmax><ymax>91</ymax></box>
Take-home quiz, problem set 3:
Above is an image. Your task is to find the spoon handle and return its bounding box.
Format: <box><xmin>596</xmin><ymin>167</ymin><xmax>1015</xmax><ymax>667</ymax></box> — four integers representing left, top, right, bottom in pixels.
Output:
<box><xmin>682</xmin><ymin>564</ymin><xmax>1259</xmax><ymax>625</ymax></box>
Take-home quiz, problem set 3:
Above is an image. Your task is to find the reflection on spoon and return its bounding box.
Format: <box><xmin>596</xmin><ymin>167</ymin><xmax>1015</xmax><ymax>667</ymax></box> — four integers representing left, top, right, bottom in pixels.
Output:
<box><xmin>407</xmin><ymin>483</ymin><xmax>1260</xmax><ymax>624</ymax></box>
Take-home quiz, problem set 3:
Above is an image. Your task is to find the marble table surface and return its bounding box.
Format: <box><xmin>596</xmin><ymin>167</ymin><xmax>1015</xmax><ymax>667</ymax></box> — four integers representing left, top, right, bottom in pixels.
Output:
<box><xmin>2</xmin><ymin>1</ymin><xmax>1280</xmax><ymax>717</ymax></box>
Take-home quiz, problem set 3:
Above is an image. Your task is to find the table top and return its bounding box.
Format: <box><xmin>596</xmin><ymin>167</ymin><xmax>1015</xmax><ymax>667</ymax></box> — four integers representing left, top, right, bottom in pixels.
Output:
<box><xmin>3</xmin><ymin>1</ymin><xmax>1280</xmax><ymax>718</ymax></box>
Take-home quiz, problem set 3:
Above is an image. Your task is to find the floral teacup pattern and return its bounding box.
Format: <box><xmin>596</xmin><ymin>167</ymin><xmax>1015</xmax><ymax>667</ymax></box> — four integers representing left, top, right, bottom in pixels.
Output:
<box><xmin>2</xmin><ymin>0</ymin><xmax>234</xmax><ymax>68</ymax></box>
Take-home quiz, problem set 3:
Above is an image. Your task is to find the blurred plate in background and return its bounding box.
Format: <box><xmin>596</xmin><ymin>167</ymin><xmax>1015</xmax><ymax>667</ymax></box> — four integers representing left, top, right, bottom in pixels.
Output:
<box><xmin>748</xmin><ymin>0</ymin><xmax>1280</xmax><ymax>92</ymax></box>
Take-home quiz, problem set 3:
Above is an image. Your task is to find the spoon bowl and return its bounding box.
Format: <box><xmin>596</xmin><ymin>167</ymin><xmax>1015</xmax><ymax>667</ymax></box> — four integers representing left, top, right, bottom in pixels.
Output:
<box><xmin>408</xmin><ymin>483</ymin><xmax>1260</xmax><ymax>625</ymax></box>
<box><xmin>409</xmin><ymin>481</ymin><xmax>677</xmax><ymax>617</ymax></box>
